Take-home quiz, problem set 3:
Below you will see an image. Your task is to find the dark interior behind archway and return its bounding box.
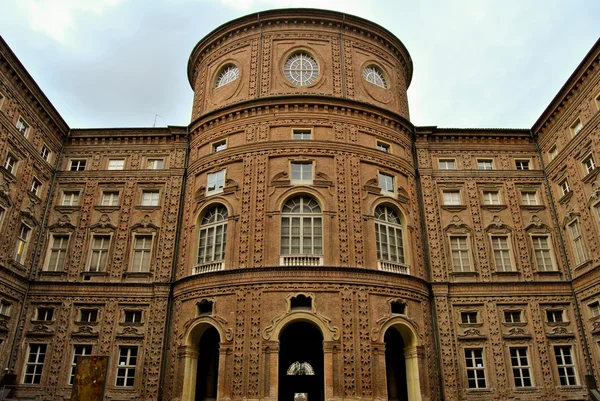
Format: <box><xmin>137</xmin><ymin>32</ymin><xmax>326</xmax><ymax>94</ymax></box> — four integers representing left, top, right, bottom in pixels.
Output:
<box><xmin>384</xmin><ymin>327</ymin><xmax>409</xmax><ymax>401</ymax></box>
<box><xmin>195</xmin><ymin>326</ymin><xmax>220</xmax><ymax>401</ymax></box>
<box><xmin>278</xmin><ymin>322</ymin><xmax>324</xmax><ymax>401</ymax></box>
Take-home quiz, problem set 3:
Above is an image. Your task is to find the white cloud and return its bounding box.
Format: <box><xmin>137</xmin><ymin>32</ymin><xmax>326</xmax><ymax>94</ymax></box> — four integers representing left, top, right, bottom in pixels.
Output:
<box><xmin>217</xmin><ymin>0</ymin><xmax>375</xmax><ymax>17</ymax></box>
<box><xmin>16</xmin><ymin>0</ymin><xmax>121</xmax><ymax>44</ymax></box>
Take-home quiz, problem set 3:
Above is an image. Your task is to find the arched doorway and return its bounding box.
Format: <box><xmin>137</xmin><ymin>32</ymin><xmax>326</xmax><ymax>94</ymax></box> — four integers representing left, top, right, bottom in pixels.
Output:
<box><xmin>195</xmin><ymin>326</ymin><xmax>219</xmax><ymax>401</ymax></box>
<box><xmin>278</xmin><ymin>322</ymin><xmax>324</xmax><ymax>401</ymax></box>
<box><xmin>384</xmin><ymin>327</ymin><xmax>409</xmax><ymax>401</ymax></box>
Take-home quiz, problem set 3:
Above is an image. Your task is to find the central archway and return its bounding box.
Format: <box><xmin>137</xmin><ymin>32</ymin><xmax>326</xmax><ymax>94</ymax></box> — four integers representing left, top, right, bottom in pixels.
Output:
<box><xmin>278</xmin><ymin>321</ymin><xmax>324</xmax><ymax>401</ymax></box>
<box><xmin>195</xmin><ymin>326</ymin><xmax>219</xmax><ymax>401</ymax></box>
<box><xmin>385</xmin><ymin>327</ymin><xmax>409</xmax><ymax>401</ymax></box>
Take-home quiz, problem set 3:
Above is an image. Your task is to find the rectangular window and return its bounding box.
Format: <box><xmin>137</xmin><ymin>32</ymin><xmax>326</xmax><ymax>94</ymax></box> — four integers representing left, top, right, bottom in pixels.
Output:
<box><xmin>571</xmin><ymin>118</ymin><xmax>583</xmax><ymax>137</ymax></box>
<box><xmin>124</xmin><ymin>310</ymin><xmax>142</xmax><ymax>323</ymax></box>
<box><xmin>464</xmin><ymin>348</ymin><xmax>486</xmax><ymax>389</ymax></box>
<box><xmin>554</xmin><ymin>346</ymin><xmax>577</xmax><ymax>386</ymax></box>
<box><xmin>583</xmin><ymin>155</ymin><xmax>596</xmax><ymax>174</ymax></box>
<box><xmin>293</xmin><ymin>130</ymin><xmax>311</xmax><ymax>140</ymax></box>
<box><xmin>376</xmin><ymin>141</ymin><xmax>390</xmax><ymax>152</ymax></box>
<box><xmin>439</xmin><ymin>159</ymin><xmax>456</xmax><ymax>170</ymax></box>
<box><xmin>510</xmin><ymin>347</ymin><xmax>532</xmax><ymax>387</ymax></box>
<box><xmin>23</xmin><ymin>344</ymin><xmax>47</xmax><ymax>384</ymax></box>
<box><xmin>14</xmin><ymin>224</ymin><xmax>31</xmax><ymax>264</ymax></box>
<box><xmin>520</xmin><ymin>191</ymin><xmax>538</xmax><ymax>206</ymax></box>
<box><xmin>515</xmin><ymin>160</ymin><xmax>530</xmax><ymax>170</ymax></box>
<box><xmin>89</xmin><ymin>235</ymin><xmax>110</xmax><ymax>272</ymax></box>
<box><xmin>482</xmin><ymin>191</ymin><xmax>500</xmax><ymax>205</ymax></box>
<box><xmin>62</xmin><ymin>191</ymin><xmax>80</xmax><ymax>206</ymax></box>
<box><xmin>504</xmin><ymin>310</ymin><xmax>522</xmax><ymax>323</ymax></box>
<box><xmin>0</xmin><ymin>206</ymin><xmax>4</xmax><ymax>228</ymax></box>
<box><xmin>101</xmin><ymin>191</ymin><xmax>119</xmax><ymax>206</ymax></box>
<box><xmin>548</xmin><ymin>145</ymin><xmax>558</xmax><ymax>161</ymax></box>
<box><xmin>568</xmin><ymin>220</ymin><xmax>587</xmax><ymax>265</ymax></box>
<box><xmin>0</xmin><ymin>300</ymin><xmax>11</xmax><ymax>316</ymax></box>
<box><xmin>443</xmin><ymin>190</ymin><xmax>461</xmax><ymax>206</ymax></box>
<box><xmin>131</xmin><ymin>235</ymin><xmax>152</xmax><ymax>272</ymax></box>
<box><xmin>30</xmin><ymin>178</ymin><xmax>41</xmax><ymax>197</ymax></box>
<box><xmin>108</xmin><ymin>159</ymin><xmax>124</xmax><ymax>170</ymax></box>
<box><xmin>461</xmin><ymin>311</ymin><xmax>478</xmax><ymax>324</ymax></box>
<box><xmin>70</xmin><ymin>160</ymin><xmax>86</xmax><ymax>171</ymax></box>
<box><xmin>116</xmin><ymin>346</ymin><xmax>138</xmax><ymax>387</ymax></box>
<box><xmin>532</xmin><ymin>235</ymin><xmax>554</xmax><ymax>271</ymax></box>
<box><xmin>80</xmin><ymin>309</ymin><xmax>98</xmax><ymax>322</ymax></box>
<box><xmin>491</xmin><ymin>236</ymin><xmax>513</xmax><ymax>272</ymax></box>
<box><xmin>207</xmin><ymin>169</ymin><xmax>226</xmax><ymax>193</ymax></box>
<box><xmin>212</xmin><ymin>139</ymin><xmax>227</xmax><ymax>152</ymax></box>
<box><xmin>146</xmin><ymin>158</ymin><xmax>164</xmax><ymax>169</ymax></box>
<box><xmin>477</xmin><ymin>159</ymin><xmax>493</xmax><ymax>170</ymax></box>
<box><xmin>40</xmin><ymin>145</ymin><xmax>50</xmax><ymax>162</ymax></box>
<box><xmin>36</xmin><ymin>307</ymin><xmax>54</xmax><ymax>321</ymax></box>
<box><xmin>141</xmin><ymin>190</ymin><xmax>160</xmax><ymax>206</ymax></box>
<box><xmin>560</xmin><ymin>179</ymin><xmax>570</xmax><ymax>196</ymax></box>
<box><xmin>4</xmin><ymin>154</ymin><xmax>17</xmax><ymax>175</ymax></box>
<box><xmin>378</xmin><ymin>172</ymin><xmax>395</xmax><ymax>195</ymax></box>
<box><xmin>450</xmin><ymin>236</ymin><xmax>471</xmax><ymax>272</ymax></box>
<box><xmin>47</xmin><ymin>234</ymin><xmax>69</xmax><ymax>272</ymax></box>
<box><xmin>291</xmin><ymin>163</ymin><xmax>313</xmax><ymax>184</ymax></box>
<box><xmin>16</xmin><ymin>116</ymin><xmax>29</xmax><ymax>136</ymax></box>
<box><xmin>588</xmin><ymin>301</ymin><xmax>600</xmax><ymax>318</ymax></box>
<box><xmin>547</xmin><ymin>310</ymin><xmax>564</xmax><ymax>323</ymax></box>
<box><xmin>70</xmin><ymin>345</ymin><xmax>92</xmax><ymax>385</ymax></box>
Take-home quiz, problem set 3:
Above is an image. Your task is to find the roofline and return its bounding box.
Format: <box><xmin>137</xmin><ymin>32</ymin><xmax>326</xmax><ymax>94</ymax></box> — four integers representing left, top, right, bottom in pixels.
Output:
<box><xmin>0</xmin><ymin>35</ymin><xmax>70</xmax><ymax>135</ymax></box>
<box><xmin>531</xmin><ymin>37</ymin><xmax>600</xmax><ymax>135</ymax></box>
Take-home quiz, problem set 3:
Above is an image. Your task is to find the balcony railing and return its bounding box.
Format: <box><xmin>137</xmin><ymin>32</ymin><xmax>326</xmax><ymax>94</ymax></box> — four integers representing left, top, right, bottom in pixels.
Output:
<box><xmin>280</xmin><ymin>255</ymin><xmax>324</xmax><ymax>267</ymax></box>
<box><xmin>193</xmin><ymin>261</ymin><xmax>224</xmax><ymax>275</ymax></box>
<box><xmin>378</xmin><ymin>260</ymin><xmax>410</xmax><ymax>275</ymax></box>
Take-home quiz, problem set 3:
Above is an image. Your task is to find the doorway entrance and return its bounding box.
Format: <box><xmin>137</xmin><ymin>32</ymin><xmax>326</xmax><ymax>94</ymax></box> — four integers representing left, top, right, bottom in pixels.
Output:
<box><xmin>384</xmin><ymin>327</ymin><xmax>409</xmax><ymax>401</ymax></box>
<box><xmin>278</xmin><ymin>322</ymin><xmax>324</xmax><ymax>401</ymax></box>
<box><xmin>195</xmin><ymin>326</ymin><xmax>219</xmax><ymax>401</ymax></box>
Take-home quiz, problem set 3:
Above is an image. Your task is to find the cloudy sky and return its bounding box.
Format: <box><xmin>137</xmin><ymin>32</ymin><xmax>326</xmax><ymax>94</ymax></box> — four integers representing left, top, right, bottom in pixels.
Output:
<box><xmin>1</xmin><ymin>0</ymin><xmax>598</xmax><ymax>129</ymax></box>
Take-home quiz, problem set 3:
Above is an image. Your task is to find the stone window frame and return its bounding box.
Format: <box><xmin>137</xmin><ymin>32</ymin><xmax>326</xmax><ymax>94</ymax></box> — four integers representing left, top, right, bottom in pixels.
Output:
<box><xmin>373</xmin><ymin>203</ymin><xmax>407</xmax><ymax>269</ymax></box>
<box><xmin>194</xmin><ymin>203</ymin><xmax>229</xmax><ymax>273</ymax></box>
<box><xmin>507</xmin><ymin>346</ymin><xmax>535</xmax><ymax>388</ymax></box>
<box><xmin>565</xmin><ymin>218</ymin><xmax>588</xmax><ymax>267</ymax></box>
<box><xmin>377</xmin><ymin>171</ymin><xmax>396</xmax><ymax>198</ymax></box>
<box><xmin>60</xmin><ymin>189</ymin><xmax>81</xmax><ymax>207</ymax></box>
<box><xmin>78</xmin><ymin>307</ymin><xmax>100</xmax><ymax>323</ymax></box>
<box><xmin>21</xmin><ymin>342</ymin><xmax>48</xmax><ymax>385</ymax></box>
<box><xmin>444</xmin><ymin>217</ymin><xmax>477</xmax><ymax>275</ymax></box>
<box><xmin>127</xmin><ymin>217</ymin><xmax>159</xmax><ymax>275</ymax></box>
<box><xmin>479</xmin><ymin>183</ymin><xmax>506</xmax><ymax>209</ymax></box>
<box><xmin>3</xmin><ymin>152</ymin><xmax>19</xmax><ymax>176</ymax></box>
<box><xmin>517</xmin><ymin>184</ymin><xmax>543</xmax><ymax>208</ymax></box>
<box><xmin>206</xmin><ymin>168</ymin><xmax>227</xmax><ymax>196</ymax></box>
<box><xmin>85</xmin><ymin>218</ymin><xmax>117</xmax><ymax>274</ymax></box>
<box><xmin>98</xmin><ymin>187</ymin><xmax>122</xmax><ymax>208</ymax></box>
<box><xmin>34</xmin><ymin>306</ymin><xmax>55</xmax><ymax>322</ymax></box>
<box><xmin>515</xmin><ymin>158</ymin><xmax>531</xmax><ymax>170</ymax></box>
<box><xmin>546</xmin><ymin>309</ymin><xmax>567</xmax><ymax>323</ymax></box>
<box><xmin>570</xmin><ymin>117</ymin><xmax>583</xmax><ymax>137</ymax></box>
<box><xmin>107</xmin><ymin>158</ymin><xmax>126</xmax><ymax>171</ymax></box>
<box><xmin>552</xmin><ymin>344</ymin><xmax>580</xmax><ymax>386</ymax></box>
<box><xmin>30</xmin><ymin>176</ymin><xmax>42</xmax><ymax>198</ymax></box>
<box><xmin>548</xmin><ymin>144</ymin><xmax>558</xmax><ymax>162</ymax></box>
<box><xmin>595</xmin><ymin>92</ymin><xmax>600</xmax><ymax>110</ymax></box>
<box><xmin>145</xmin><ymin>156</ymin><xmax>166</xmax><ymax>169</ymax></box>
<box><xmin>476</xmin><ymin>158</ymin><xmax>494</xmax><ymax>170</ymax></box>
<box><xmin>290</xmin><ymin>160</ymin><xmax>314</xmax><ymax>186</ymax></box>
<box><xmin>42</xmin><ymin>232</ymin><xmax>72</xmax><ymax>273</ymax></box>
<box><xmin>0</xmin><ymin>299</ymin><xmax>12</xmax><ymax>317</ymax></box>
<box><xmin>211</xmin><ymin>138</ymin><xmax>228</xmax><ymax>153</ymax></box>
<box><xmin>438</xmin><ymin>158</ymin><xmax>456</xmax><ymax>170</ymax></box>
<box><xmin>120</xmin><ymin>306</ymin><xmax>146</xmax><ymax>326</ymax></box>
<box><xmin>291</xmin><ymin>128</ymin><xmax>313</xmax><ymax>141</ymax></box>
<box><xmin>138</xmin><ymin>185</ymin><xmax>164</xmax><ymax>208</ymax></box>
<box><xmin>524</xmin><ymin>217</ymin><xmax>559</xmax><ymax>273</ymax></box>
<box><xmin>498</xmin><ymin>305</ymin><xmax>528</xmax><ymax>326</ymax></box>
<box><xmin>485</xmin><ymin>218</ymin><xmax>518</xmax><ymax>274</ymax></box>
<box><xmin>439</xmin><ymin>183</ymin><xmax>466</xmax><ymax>211</ymax></box>
<box><xmin>587</xmin><ymin>300</ymin><xmax>600</xmax><ymax>320</ymax></box>
<box><xmin>69</xmin><ymin>158</ymin><xmax>88</xmax><ymax>172</ymax></box>
<box><xmin>13</xmin><ymin>221</ymin><xmax>33</xmax><ymax>265</ymax></box>
<box><xmin>376</xmin><ymin>140</ymin><xmax>391</xmax><ymax>153</ymax></box>
<box><xmin>114</xmin><ymin>345</ymin><xmax>139</xmax><ymax>388</ymax></box>
<box><xmin>16</xmin><ymin>115</ymin><xmax>30</xmax><ymax>137</ymax></box>
<box><xmin>461</xmin><ymin>346</ymin><xmax>489</xmax><ymax>390</ymax></box>
<box><xmin>0</xmin><ymin>90</ymin><xmax>5</xmax><ymax>109</ymax></box>
<box><xmin>40</xmin><ymin>143</ymin><xmax>51</xmax><ymax>163</ymax></box>
<box><xmin>459</xmin><ymin>310</ymin><xmax>481</xmax><ymax>326</ymax></box>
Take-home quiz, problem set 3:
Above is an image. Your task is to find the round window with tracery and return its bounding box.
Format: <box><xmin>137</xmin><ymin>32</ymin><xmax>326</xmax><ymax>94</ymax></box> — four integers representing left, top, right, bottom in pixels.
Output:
<box><xmin>215</xmin><ymin>65</ymin><xmax>239</xmax><ymax>88</ymax></box>
<box><xmin>363</xmin><ymin>65</ymin><xmax>387</xmax><ymax>88</ymax></box>
<box><xmin>284</xmin><ymin>53</ymin><xmax>319</xmax><ymax>86</ymax></box>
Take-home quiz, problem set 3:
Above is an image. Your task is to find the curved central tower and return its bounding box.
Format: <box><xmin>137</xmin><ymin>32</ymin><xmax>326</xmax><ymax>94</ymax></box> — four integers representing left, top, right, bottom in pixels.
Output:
<box><xmin>169</xmin><ymin>9</ymin><xmax>434</xmax><ymax>401</ymax></box>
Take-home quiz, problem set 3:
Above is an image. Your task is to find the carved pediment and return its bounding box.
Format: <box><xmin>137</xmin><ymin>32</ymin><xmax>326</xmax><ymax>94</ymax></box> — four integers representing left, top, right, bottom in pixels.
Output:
<box><xmin>89</xmin><ymin>214</ymin><xmax>116</xmax><ymax>231</ymax></box>
<box><xmin>130</xmin><ymin>215</ymin><xmax>159</xmax><ymax>232</ymax></box>
<box><xmin>444</xmin><ymin>215</ymin><xmax>473</xmax><ymax>234</ymax></box>
<box><xmin>524</xmin><ymin>215</ymin><xmax>551</xmax><ymax>233</ymax></box>
<box><xmin>0</xmin><ymin>179</ymin><xmax>12</xmax><ymax>207</ymax></box>
<box><xmin>485</xmin><ymin>216</ymin><xmax>512</xmax><ymax>234</ymax></box>
<box><xmin>47</xmin><ymin>214</ymin><xmax>76</xmax><ymax>231</ymax></box>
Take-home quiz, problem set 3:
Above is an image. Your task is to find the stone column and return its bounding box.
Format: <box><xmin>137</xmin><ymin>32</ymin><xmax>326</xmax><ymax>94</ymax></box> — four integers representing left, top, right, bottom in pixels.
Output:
<box><xmin>178</xmin><ymin>345</ymin><xmax>199</xmax><ymax>401</ymax></box>
<box><xmin>372</xmin><ymin>342</ymin><xmax>387</xmax><ymax>400</ymax></box>
<box><xmin>262</xmin><ymin>340</ymin><xmax>279</xmax><ymax>401</ymax></box>
<box><xmin>404</xmin><ymin>346</ymin><xmax>422</xmax><ymax>401</ymax></box>
<box><xmin>218</xmin><ymin>345</ymin><xmax>232</xmax><ymax>401</ymax></box>
<box><xmin>323</xmin><ymin>340</ymin><xmax>336</xmax><ymax>400</ymax></box>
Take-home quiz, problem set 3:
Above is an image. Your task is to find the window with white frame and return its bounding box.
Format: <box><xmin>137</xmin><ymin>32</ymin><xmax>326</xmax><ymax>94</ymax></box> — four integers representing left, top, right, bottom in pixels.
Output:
<box><xmin>547</xmin><ymin>309</ymin><xmax>565</xmax><ymax>323</ymax></box>
<box><xmin>124</xmin><ymin>310</ymin><xmax>142</xmax><ymax>323</ymax></box>
<box><xmin>215</xmin><ymin>64</ymin><xmax>239</xmax><ymax>88</ymax></box>
<box><xmin>520</xmin><ymin>190</ymin><xmax>539</xmax><ymax>206</ymax></box>
<box><xmin>450</xmin><ymin>236</ymin><xmax>471</xmax><ymax>272</ymax></box>
<box><xmin>559</xmin><ymin>179</ymin><xmax>570</xmax><ymax>196</ymax></box>
<box><xmin>588</xmin><ymin>301</ymin><xmax>600</xmax><ymax>318</ymax></box>
<box><xmin>491</xmin><ymin>236</ymin><xmax>513</xmax><ymax>272</ymax></box>
<box><xmin>378</xmin><ymin>172</ymin><xmax>395</xmax><ymax>195</ymax></box>
<box><xmin>280</xmin><ymin>196</ymin><xmax>322</xmax><ymax>256</ymax></box>
<box><xmin>146</xmin><ymin>158</ymin><xmax>164</xmax><ymax>169</ymax></box>
<box><xmin>4</xmin><ymin>154</ymin><xmax>17</xmax><ymax>175</ymax></box>
<box><xmin>131</xmin><ymin>235</ymin><xmax>152</xmax><ymax>272</ymax></box>
<box><xmin>443</xmin><ymin>190</ymin><xmax>461</xmax><ymax>206</ymax></box>
<box><xmin>30</xmin><ymin>178</ymin><xmax>41</xmax><ymax>197</ymax></box>
<box><xmin>141</xmin><ymin>190</ymin><xmax>160</xmax><ymax>206</ymax></box>
<box><xmin>504</xmin><ymin>310</ymin><xmax>522</xmax><ymax>323</ymax></box>
<box><xmin>515</xmin><ymin>160</ymin><xmax>530</xmax><ymax>170</ymax></box>
<box><xmin>293</xmin><ymin>130</ymin><xmax>311</xmax><ymax>140</ymax></box>
<box><xmin>207</xmin><ymin>169</ymin><xmax>226</xmax><ymax>194</ymax></box>
<box><xmin>0</xmin><ymin>300</ymin><xmax>11</xmax><ymax>316</ymax></box>
<box><xmin>70</xmin><ymin>159</ymin><xmax>86</xmax><ymax>171</ymax></box>
<box><xmin>374</xmin><ymin>205</ymin><xmax>405</xmax><ymax>265</ymax></box>
<box><xmin>477</xmin><ymin>159</ymin><xmax>493</xmax><ymax>170</ymax></box>
<box><xmin>567</xmin><ymin>220</ymin><xmax>587</xmax><ymax>265</ymax></box>
<box><xmin>101</xmin><ymin>191</ymin><xmax>120</xmax><ymax>206</ymax></box>
<box><xmin>70</xmin><ymin>344</ymin><xmax>92</xmax><ymax>385</ymax></box>
<box><xmin>570</xmin><ymin>118</ymin><xmax>583</xmax><ymax>137</ymax></box>
<box><xmin>40</xmin><ymin>144</ymin><xmax>50</xmax><ymax>162</ymax></box>
<box><xmin>108</xmin><ymin>159</ymin><xmax>124</xmax><ymax>170</ymax></box>
<box><xmin>510</xmin><ymin>347</ymin><xmax>533</xmax><ymax>387</ymax></box>
<box><xmin>548</xmin><ymin>145</ymin><xmax>558</xmax><ymax>161</ymax></box>
<box><xmin>88</xmin><ymin>235</ymin><xmax>110</xmax><ymax>272</ymax></box>
<box><xmin>23</xmin><ymin>344</ymin><xmax>47</xmax><ymax>384</ymax></box>
<box><xmin>46</xmin><ymin>234</ymin><xmax>69</xmax><ymax>272</ymax></box>
<box><xmin>61</xmin><ymin>191</ymin><xmax>80</xmax><ymax>206</ymax></box>
<box><xmin>14</xmin><ymin>224</ymin><xmax>31</xmax><ymax>264</ymax></box>
<box><xmin>36</xmin><ymin>307</ymin><xmax>54</xmax><ymax>321</ymax></box>
<box><xmin>80</xmin><ymin>309</ymin><xmax>98</xmax><ymax>323</ymax></box>
<box><xmin>284</xmin><ymin>52</ymin><xmax>319</xmax><ymax>87</ymax></box>
<box><xmin>482</xmin><ymin>190</ymin><xmax>500</xmax><ymax>205</ymax></box>
<box><xmin>291</xmin><ymin>162</ymin><xmax>313</xmax><ymax>185</ymax></box>
<box><xmin>115</xmin><ymin>346</ymin><xmax>138</xmax><ymax>387</ymax></box>
<box><xmin>554</xmin><ymin>346</ymin><xmax>578</xmax><ymax>386</ymax></box>
<box><xmin>461</xmin><ymin>311</ymin><xmax>478</xmax><ymax>324</ymax></box>
<box><xmin>197</xmin><ymin>205</ymin><xmax>227</xmax><ymax>266</ymax></box>
<box><xmin>464</xmin><ymin>348</ymin><xmax>486</xmax><ymax>389</ymax></box>
<box><xmin>376</xmin><ymin>141</ymin><xmax>390</xmax><ymax>152</ymax></box>
<box><xmin>439</xmin><ymin>159</ymin><xmax>456</xmax><ymax>170</ymax></box>
<box><xmin>583</xmin><ymin>155</ymin><xmax>596</xmax><ymax>175</ymax></box>
<box><xmin>532</xmin><ymin>235</ymin><xmax>555</xmax><ymax>271</ymax></box>
<box><xmin>363</xmin><ymin>65</ymin><xmax>387</xmax><ymax>88</ymax></box>
<box><xmin>212</xmin><ymin>140</ymin><xmax>227</xmax><ymax>153</ymax></box>
<box><xmin>16</xmin><ymin>116</ymin><xmax>29</xmax><ymax>136</ymax></box>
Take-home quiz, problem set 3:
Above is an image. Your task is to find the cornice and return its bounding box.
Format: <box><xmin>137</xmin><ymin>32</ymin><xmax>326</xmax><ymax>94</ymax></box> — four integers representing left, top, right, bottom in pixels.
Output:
<box><xmin>68</xmin><ymin>125</ymin><xmax>188</xmax><ymax>140</ymax></box>
<box><xmin>415</xmin><ymin>126</ymin><xmax>532</xmax><ymax>140</ymax></box>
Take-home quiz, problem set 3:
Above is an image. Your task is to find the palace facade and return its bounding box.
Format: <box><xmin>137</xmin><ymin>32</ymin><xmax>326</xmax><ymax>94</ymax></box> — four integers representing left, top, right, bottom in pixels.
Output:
<box><xmin>0</xmin><ymin>8</ymin><xmax>599</xmax><ymax>401</ymax></box>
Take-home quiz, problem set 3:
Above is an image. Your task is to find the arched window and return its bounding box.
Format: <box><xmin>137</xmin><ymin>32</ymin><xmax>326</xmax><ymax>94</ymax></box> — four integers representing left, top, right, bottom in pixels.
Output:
<box><xmin>281</xmin><ymin>196</ymin><xmax>322</xmax><ymax>261</ymax></box>
<box><xmin>197</xmin><ymin>205</ymin><xmax>228</xmax><ymax>269</ymax></box>
<box><xmin>375</xmin><ymin>205</ymin><xmax>405</xmax><ymax>265</ymax></box>
<box><xmin>284</xmin><ymin>52</ymin><xmax>319</xmax><ymax>86</ymax></box>
<box><xmin>363</xmin><ymin>65</ymin><xmax>387</xmax><ymax>88</ymax></box>
<box><xmin>215</xmin><ymin>64</ymin><xmax>239</xmax><ymax>88</ymax></box>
